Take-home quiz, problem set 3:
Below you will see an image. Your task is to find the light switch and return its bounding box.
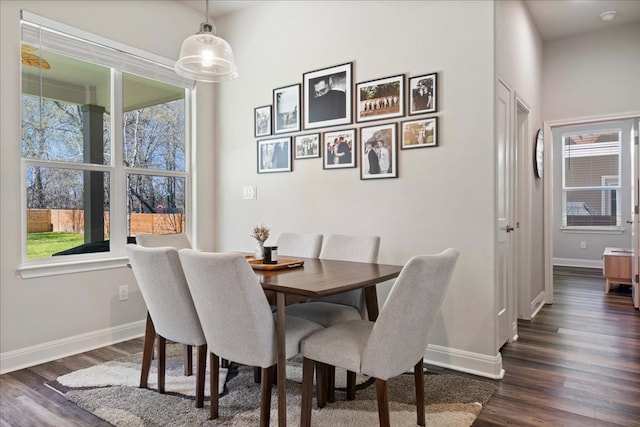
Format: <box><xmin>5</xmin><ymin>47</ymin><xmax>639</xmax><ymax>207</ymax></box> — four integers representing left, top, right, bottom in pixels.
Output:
<box><xmin>243</xmin><ymin>186</ymin><xmax>257</xmax><ymax>200</ymax></box>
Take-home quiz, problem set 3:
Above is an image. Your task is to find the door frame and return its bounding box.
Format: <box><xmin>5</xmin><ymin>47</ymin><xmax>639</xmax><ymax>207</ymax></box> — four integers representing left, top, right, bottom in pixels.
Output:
<box><xmin>543</xmin><ymin>110</ymin><xmax>640</xmax><ymax>303</ymax></box>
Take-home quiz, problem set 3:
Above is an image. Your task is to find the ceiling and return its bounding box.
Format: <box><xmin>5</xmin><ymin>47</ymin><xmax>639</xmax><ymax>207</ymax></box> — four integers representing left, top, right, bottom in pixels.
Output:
<box><xmin>179</xmin><ymin>0</ymin><xmax>640</xmax><ymax>42</ymax></box>
<box><xmin>523</xmin><ymin>0</ymin><xmax>640</xmax><ymax>41</ymax></box>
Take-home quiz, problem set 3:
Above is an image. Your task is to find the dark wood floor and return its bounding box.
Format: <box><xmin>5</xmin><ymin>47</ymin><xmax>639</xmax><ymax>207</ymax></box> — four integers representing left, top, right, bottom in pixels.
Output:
<box><xmin>472</xmin><ymin>267</ymin><xmax>640</xmax><ymax>427</ymax></box>
<box><xmin>1</xmin><ymin>267</ymin><xmax>638</xmax><ymax>426</ymax></box>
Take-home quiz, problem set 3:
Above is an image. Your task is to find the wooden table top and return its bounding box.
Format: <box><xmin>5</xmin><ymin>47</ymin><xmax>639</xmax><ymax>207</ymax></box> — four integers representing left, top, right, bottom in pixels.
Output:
<box><xmin>254</xmin><ymin>257</ymin><xmax>403</xmax><ymax>297</ymax></box>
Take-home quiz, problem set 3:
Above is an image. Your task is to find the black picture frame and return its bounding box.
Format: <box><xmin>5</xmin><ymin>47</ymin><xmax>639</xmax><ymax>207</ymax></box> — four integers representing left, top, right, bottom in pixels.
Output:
<box><xmin>401</xmin><ymin>117</ymin><xmax>438</xmax><ymax>149</ymax></box>
<box><xmin>408</xmin><ymin>73</ymin><xmax>437</xmax><ymax>115</ymax></box>
<box><xmin>294</xmin><ymin>133</ymin><xmax>321</xmax><ymax>159</ymax></box>
<box><xmin>273</xmin><ymin>84</ymin><xmax>301</xmax><ymax>134</ymax></box>
<box><xmin>257</xmin><ymin>137</ymin><xmax>292</xmax><ymax>173</ymax></box>
<box><xmin>322</xmin><ymin>128</ymin><xmax>356</xmax><ymax>169</ymax></box>
<box><xmin>356</xmin><ymin>74</ymin><xmax>404</xmax><ymax>123</ymax></box>
<box><xmin>360</xmin><ymin>122</ymin><xmax>398</xmax><ymax>179</ymax></box>
<box><xmin>303</xmin><ymin>62</ymin><xmax>353</xmax><ymax>130</ymax></box>
<box><xmin>254</xmin><ymin>105</ymin><xmax>272</xmax><ymax>137</ymax></box>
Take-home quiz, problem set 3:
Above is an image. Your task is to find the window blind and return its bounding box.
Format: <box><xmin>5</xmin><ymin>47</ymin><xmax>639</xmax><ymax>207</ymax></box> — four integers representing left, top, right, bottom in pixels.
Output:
<box><xmin>21</xmin><ymin>11</ymin><xmax>194</xmax><ymax>89</ymax></box>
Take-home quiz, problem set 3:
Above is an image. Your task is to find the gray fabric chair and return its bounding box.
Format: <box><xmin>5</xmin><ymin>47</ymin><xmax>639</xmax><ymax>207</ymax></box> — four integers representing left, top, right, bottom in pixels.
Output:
<box><xmin>178</xmin><ymin>249</ymin><xmax>323</xmax><ymax>426</ymax></box>
<box><xmin>274</xmin><ymin>232</ymin><xmax>323</xmax><ymax>258</ymax></box>
<box><xmin>285</xmin><ymin>234</ymin><xmax>380</xmax><ymax>325</ymax></box>
<box><xmin>284</xmin><ymin>234</ymin><xmax>380</xmax><ymax>399</ymax></box>
<box><xmin>126</xmin><ymin>245</ymin><xmax>207</xmax><ymax>408</ymax></box>
<box><xmin>299</xmin><ymin>248</ymin><xmax>460</xmax><ymax>427</ymax></box>
<box><xmin>135</xmin><ymin>232</ymin><xmax>191</xmax><ymax>250</ymax></box>
<box><xmin>135</xmin><ymin>232</ymin><xmax>197</xmax><ymax>376</ymax></box>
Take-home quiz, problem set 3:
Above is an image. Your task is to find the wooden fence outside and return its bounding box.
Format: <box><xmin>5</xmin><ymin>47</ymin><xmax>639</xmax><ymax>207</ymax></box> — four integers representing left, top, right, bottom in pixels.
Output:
<box><xmin>27</xmin><ymin>209</ymin><xmax>184</xmax><ymax>236</ymax></box>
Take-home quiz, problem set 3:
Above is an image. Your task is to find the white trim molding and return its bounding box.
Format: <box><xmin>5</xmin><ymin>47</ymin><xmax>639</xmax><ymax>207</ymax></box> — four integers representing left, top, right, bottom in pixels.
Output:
<box><xmin>0</xmin><ymin>319</ymin><xmax>145</xmax><ymax>374</ymax></box>
<box><xmin>553</xmin><ymin>257</ymin><xmax>603</xmax><ymax>269</ymax></box>
<box><xmin>424</xmin><ymin>344</ymin><xmax>505</xmax><ymax>379</ymax></box>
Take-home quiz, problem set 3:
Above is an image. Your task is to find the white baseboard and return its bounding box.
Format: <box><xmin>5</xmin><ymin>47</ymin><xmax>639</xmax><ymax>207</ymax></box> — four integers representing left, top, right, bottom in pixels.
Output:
<box><xmin>530</xmin><ymin>291</ymin><xmax>546</xmax><ymax>318</ymax></box>
<box><xmin>424</xmin><ymin>344</ymin><xmax>505</xmax><ymax>379</ymax></box>
<box><xmin>553</xmin><ymin>257</ymin><xmax>603</xmax><ymax>269</ymax></box>
<box><xmin>0</xmin><ymin>320</ymin><xmax>145</xmax><ymax>375</ymax></box>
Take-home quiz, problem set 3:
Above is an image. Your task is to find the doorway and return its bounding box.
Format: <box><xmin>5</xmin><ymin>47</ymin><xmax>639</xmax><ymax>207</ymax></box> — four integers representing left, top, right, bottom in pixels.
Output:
<box><xmin>544</xmin><ymin>115</ymin><xmax>638</xmax><ymax>300</ymax></box>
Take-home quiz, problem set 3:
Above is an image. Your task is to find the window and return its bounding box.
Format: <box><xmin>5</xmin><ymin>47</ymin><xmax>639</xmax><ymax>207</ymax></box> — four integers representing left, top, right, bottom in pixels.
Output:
<box><xmin>562</xmin><ymin>129</ymin><xmax>622</xmax><ymax>228</ymax></box>
<box><xmin>20</xmin><ymin>12</ymin><xmax>193</xmax><ymax>270</ymax></box>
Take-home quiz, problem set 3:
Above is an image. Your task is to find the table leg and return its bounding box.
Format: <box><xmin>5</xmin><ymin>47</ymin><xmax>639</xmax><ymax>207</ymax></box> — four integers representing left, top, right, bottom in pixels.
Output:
<box><xmin>364</xmin><ymin>285</ymin><xmax>379</xmax><ymax>321</ymax></box>
<box><xmin>276</xmin><ymin>292</ymin><xmax>287</xmax><ymax>427</ymax></box>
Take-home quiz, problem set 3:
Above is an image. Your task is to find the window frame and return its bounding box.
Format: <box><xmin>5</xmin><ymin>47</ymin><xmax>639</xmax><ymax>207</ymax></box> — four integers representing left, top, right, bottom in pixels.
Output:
<box><xmin>18</xmin><ymin>12</ymin><xmax>194</xmax><ymax>278</ymax></box>
<box><xmin>560</xmin><ymin>128</ymin><xmax>623</xmax><ymax>232</ymax></box>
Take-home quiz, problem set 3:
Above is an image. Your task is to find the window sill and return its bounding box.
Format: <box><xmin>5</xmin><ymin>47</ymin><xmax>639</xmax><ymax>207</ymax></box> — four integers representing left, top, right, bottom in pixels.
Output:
<box><xmin>18</xmin><ymin>256</ymin><xmax>129</xmax><ymax>279</ymax></box>
<box><xmin>560</xmin><ymin>226</ymin><xmax>625</xmax><ymax>235</ymax></box>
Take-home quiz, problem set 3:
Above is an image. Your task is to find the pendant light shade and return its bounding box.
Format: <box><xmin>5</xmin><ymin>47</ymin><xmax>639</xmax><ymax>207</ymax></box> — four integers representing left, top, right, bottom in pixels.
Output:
<box><xmin>175</xmin><ymin>1</ymin><xmax>238</xmax><ymax>82</ymax></box>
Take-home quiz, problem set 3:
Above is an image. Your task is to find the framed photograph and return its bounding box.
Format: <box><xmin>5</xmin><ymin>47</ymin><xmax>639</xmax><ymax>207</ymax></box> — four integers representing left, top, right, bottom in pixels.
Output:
<box><xmin>273</xmin><ymin>84</ymin><xmax>301</xmax><ymax>134</ymax></box>
<box><xmin>294</xmin><ymin>133</ymin><xmax>320</xmax><ymax>159</ymax></box>
<box><xmin>360</xmin><ymin>123</ymin><xmax>398</xmax><ymax>180</ymax></box>
<box><xmin>401</xmin><ymin>117</ymin><xmax>438</xmax><ymax>149</ymax></box>
<box><xmin>408</xmin><ymin>73</ymin><xmax>437</xmax><ymax>115</ymax></box>
<box><xmin>303</xmin><ymin>62</ymin><xmax>352</xmax><ymax>130</ymax></box>
<box><xmin>323</xmin><ymin>128</ymin><xmax>356</xmax><ymax>169</ymax></box>
<box><xmin>356</xmin><ymin>74</ymin><xmax>404</xmax><ymax>123</ymax></box>
<box><xmin>257</xmin><ymin>137</ymin><xmax>292</xmax><ymax>173</ymax></box>
<box><xmin>254</xmin><ymin>105</ymin><xmax>272</xmax><ymax>137</ymax></box>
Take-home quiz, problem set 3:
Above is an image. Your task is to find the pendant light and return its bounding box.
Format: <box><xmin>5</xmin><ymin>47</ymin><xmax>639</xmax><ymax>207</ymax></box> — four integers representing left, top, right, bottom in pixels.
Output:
<box><xmin>175</xmin><ymin>0</ymin><xmax>238</xmax><ymax>82</ymax></box>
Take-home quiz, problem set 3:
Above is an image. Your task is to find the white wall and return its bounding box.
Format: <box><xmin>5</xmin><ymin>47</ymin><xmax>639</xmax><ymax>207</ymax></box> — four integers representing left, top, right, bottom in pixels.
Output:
<box><xmin>0</xmin><ymin>0</ymin><xmax>215</xmax><ymax>372</ymax></box>
<box><xmin>496</xmin><ymin>0</ymin><xmax>545</xmax><ymax>318</ymax></box>
<box><xmin>1</xmin><ymin>0</ymin><xmax>504</xmax><ymax>378</ymax></box>
<box><xmin>544</xmin><ymin>23</ymin><xmax>640</xmax><ymax>265</ymax></box>
<box><xmin>543</xmin><ymin>23</ymin><xmax>640</xmax><ymax>121</ymax></box>
<box><xmin>213</xmin><ymin>1</ymin><xmax>502</xmax><ymax>377</ymax></box>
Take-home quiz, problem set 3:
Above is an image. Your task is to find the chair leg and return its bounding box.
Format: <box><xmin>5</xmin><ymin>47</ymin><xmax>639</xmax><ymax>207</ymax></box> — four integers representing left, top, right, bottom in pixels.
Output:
<box><xmin>414</xmin><ymin>360</ymin><xmax>425</xmax><ymax>426</ymax></box>
<box><xmin>158</xmin><ymin>335</ymin><xmax>166</xmax><ymax>394</ymax></box>
<box><xmin>139</xmin><ymin>312</ymin><xmax>155</xmax><ymax>388</ymax></box>
<box><xmin>209</xmin><ymin>353</ymin><xmax>219</xmax><ymax>420</ymax></box>
<box><xmin>260</xmin><ymin>365</ymin><xmax>274</xmax><ymax>427</ymax></box>
<box><xmin>194</xmin><ymin>345</ymin><xmax>207</xmax><ymax>408</ymax></box>
<box><xmin>221</xmin><ymin>358</ymin><xmax>230</xmax><ymax>368</ymax></box>
<box><xmin>346</xmin><ymin>370</ymin><xmax>356</xmax><ymax>400</ymax></box>
<box><xmin>316</xmin><ymin>362</ymin><xmax>327</xmax><ymax>408</ymax></box>
<box><xmin>254</xmin><ymin>367</ymin><xmax>262</xmax><ymax>383</ymax></box>
<box><xmin>183</xmin><ymin>344</ymin><xmax>193</xmax><ymax>376</ymax></box>
<box><xmin>301</xmin><ymin>357</ymin><xmax>315</xmax><ymax>427</ymax></box>
<box><xmin>375</xmin><ymin>378</ymin><xmax>390</xmax><ymax>427</ymax></box>
<box><xmin>327</xmin><ymin>365</ymin><xmax>335</xmax><ymax>403</ymax></box>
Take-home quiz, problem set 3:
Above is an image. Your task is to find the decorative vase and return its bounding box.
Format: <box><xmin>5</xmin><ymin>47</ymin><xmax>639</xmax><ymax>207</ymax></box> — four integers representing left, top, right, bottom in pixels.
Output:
<box><xmin>254</xmin><ymin>241</ymin><xmax>265</xmax><ymax>261</ymax></box>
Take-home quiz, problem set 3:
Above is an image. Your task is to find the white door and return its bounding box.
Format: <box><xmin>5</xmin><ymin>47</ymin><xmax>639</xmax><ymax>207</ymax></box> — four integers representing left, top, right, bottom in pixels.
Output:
<box><xmin>633</xmin><ymin>119</ymin><xmax>640</xmax><ymax>308</ymax></box>
<box><xmin>496</xmin><ymin>79</ymin><xmax>515</xmax><ymax>348</ymax></box>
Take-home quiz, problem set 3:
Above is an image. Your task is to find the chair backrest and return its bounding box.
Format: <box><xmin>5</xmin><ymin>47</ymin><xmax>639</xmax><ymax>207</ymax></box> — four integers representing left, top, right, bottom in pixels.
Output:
<box><xmin>178</xmin><ymin>249</ymin><xmax>278</xmax><ymax>368</ymax></box>
<box><xmin>319</xmin><ymin>234</ymin><xmax>380</xmax><ymax>263</ymax></box>
<box><xmin>126</xmin><ymin>245</ymin><xmax>205</xmax><ymax>346</ymax></box>
<box><xmin>316</xmin><ymin>234</ymin><xmax>381</xmax><ymax>308</ymax></box>
<box><xmin>136</xmin><ymin>233</ymin><xmax>191</xmax><ymax>250</ymax></box>
<box><xmin>360</xmin><ymin>248</ymin><xmax>459</xmax><ymax>380</ymax></box>
<box><xmin>275</xmin><ymin>232</ymin><xmax>323</xmax><ymax>258</ymax></box>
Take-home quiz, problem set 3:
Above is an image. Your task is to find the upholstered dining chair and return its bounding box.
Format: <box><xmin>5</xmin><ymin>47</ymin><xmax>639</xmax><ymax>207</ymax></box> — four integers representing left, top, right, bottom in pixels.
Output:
<box><xmin>274</xmin><ymin>232</ymin><xmax>323</xmax><ymax>258</ymax></box>
<box><xmin>284</xmin><ymin>233</ymin><xmax>380</xmax><ymax>399</ymax></box>
<box><xmin>300</xmin><ymin>248</ymin><xmax>460</xmax><ymax>427</ymax></box>
<box><xmin>126</xmin><ymin>245</ymin><xmax>208</xmax><ymax>408</ymax></box>
<box><xmin>135</xmin><ymin>232</ymin><xmax>192</xmax><ymax>250</ymax></box>
<box><xmin>135</xmin><ymin>232</ymin><xmax>197</xmax><ymax>377</ymax></box>
<box><xmin>178</xmin><ymin>250</ymin><xmax>323</xmax><ymax>426</ymax></box>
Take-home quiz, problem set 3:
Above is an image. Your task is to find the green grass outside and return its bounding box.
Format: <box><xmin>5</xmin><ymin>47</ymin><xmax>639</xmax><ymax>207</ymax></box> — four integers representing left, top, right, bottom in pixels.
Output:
<box><xmin>27</xmin><ymin>232</ymin><xmax>85</xmax><ymax>258</ymax></box>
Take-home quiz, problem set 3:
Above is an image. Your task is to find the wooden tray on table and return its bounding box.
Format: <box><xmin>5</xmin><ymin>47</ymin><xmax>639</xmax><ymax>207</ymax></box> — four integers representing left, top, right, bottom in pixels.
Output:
<box><xmin>244</xmin><ymin>255</ymin><xmax>304</xmax><ymax>270</ymax></box>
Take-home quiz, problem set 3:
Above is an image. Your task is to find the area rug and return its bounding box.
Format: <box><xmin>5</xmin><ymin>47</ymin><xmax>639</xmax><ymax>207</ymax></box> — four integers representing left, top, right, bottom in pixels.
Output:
<box><xmin>49</xmin><ymin>344</ymin><xmax>496</xmax><ymax>426</ymax></box>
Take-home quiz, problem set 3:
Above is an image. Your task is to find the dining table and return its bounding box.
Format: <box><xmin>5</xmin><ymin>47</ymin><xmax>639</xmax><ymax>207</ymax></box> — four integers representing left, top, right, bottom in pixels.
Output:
<box><xmin>252</xmin><ymin>256</ymin><xmax>403</xmax><ymax>427</ymax></box>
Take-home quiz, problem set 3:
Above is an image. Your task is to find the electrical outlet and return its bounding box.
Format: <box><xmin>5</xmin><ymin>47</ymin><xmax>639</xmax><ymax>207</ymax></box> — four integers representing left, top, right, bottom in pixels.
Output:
<box><xmin>580</xmin><ymin>241</ymin><xmax>587</xmax><ymax>249</ymax></box>
<box><xmin>118</xmin><ymin>285</ymin><xmax>129</xmax><ymax>301</ymax></box>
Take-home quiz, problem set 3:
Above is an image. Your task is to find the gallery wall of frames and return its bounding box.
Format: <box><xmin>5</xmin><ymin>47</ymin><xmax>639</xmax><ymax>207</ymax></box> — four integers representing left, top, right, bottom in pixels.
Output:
<box><xmin>254</xmin><ymin>61</ymin><xmax>439</xmax><ymax>180</ymax></box>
